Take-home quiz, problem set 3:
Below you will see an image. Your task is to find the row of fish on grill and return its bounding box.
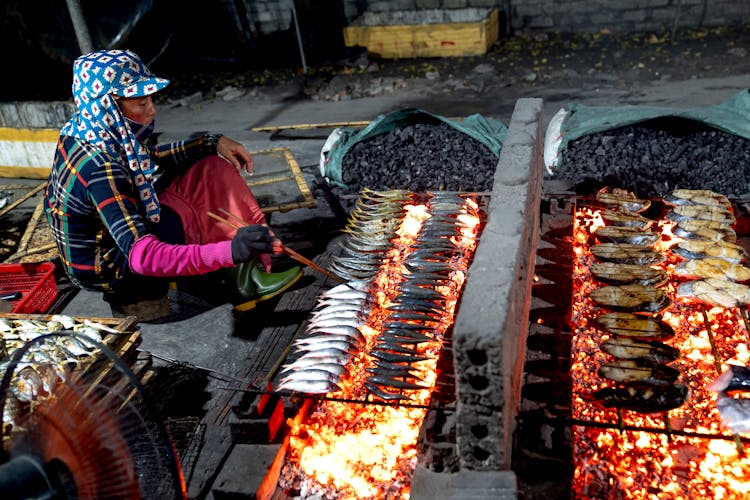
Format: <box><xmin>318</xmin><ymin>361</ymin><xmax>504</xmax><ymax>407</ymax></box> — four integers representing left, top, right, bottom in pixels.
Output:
<box><xmin>585</xmin><ymin>187</ymin><xmax>689</xmax><ymax>413</ymax></box>
<box><xmin>276</xmin><ymin>189</ymin><xmax>479</xmax><ymax>401</ymax></box>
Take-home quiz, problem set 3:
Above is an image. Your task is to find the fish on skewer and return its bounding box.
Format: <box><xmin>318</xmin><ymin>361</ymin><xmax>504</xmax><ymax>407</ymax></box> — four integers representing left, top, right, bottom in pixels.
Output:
<box><xmin>593</xmin><ymin>225</ymin><xmax>659</xmax><ymax>245</ymax></box>
<box><xmin>600</xmin><ymin>209</ymin><xmax>653</xmax><ymax>229</ymax></box>
<box><xmin>598</xmin><ymin>359</ymin><xmax>680</xmax><ymax>386</ymax></box>
<box><xmin>593</xmin><ymin>312</ymin><xmax>676</xmax><ymax>340</ymax></box>
<box><xmin>593</xmin><ymin>384</ymin><xmax>689</xmax><ymax>413</ymax></box>
<box><xmin>673</xmin><ymin>219</ymin><xmax>737</xmax><ymax>243</ymax></box>
<box><xmin>677</xmin><ymin>278</ymin><xmax>750</xmax><ymax>308</ymax></box>
<box><xmin>595</xmin><ymin>187</ymin><xmax>651</xmax><ymax>213</ymax></box>
<box><xmin>713</xmin><ymin>393</ymin><xmax>750</xmax><ymax>433</ymax></box>
<box><xmin>674</xmin><ymin>257</ymin><xmax>750</xmax><ymax>282</ymax></box>
<box><xmin>663</xmin><ymin>189</ymin><xmax>732</xmax><ymax>210</ymax></box>
<box><xmin>591</xmin><ymin>243</ymin><xmax>666</xmax><ymax>265</ymax></box>
<box><xmin>590</xmin><ymin>262</ymin><xmax>668</xmax><ymax>286</ymax></box>
<box><xmin>665</xmin><ymin>204</ymin><xmax>735</xmax><ymax>225</ymax></box>
<box><xmin>590</xmin><ymin>284</ymin><xmax>672</xmax><ymax>313</ymax></box>
<box><xmin>672</xmin><ymin>239</ymin><xmax>747</xmax><ymax>263</ymax></box>
<box><xmin>708</xmin><ymin>364</ymin><xmax>750</xmax><ymax>393</ymax></box>
<box><xmin>601</xmin><ymin>337</ymin><xmax>680</xmax><ymax>363</ymax></box>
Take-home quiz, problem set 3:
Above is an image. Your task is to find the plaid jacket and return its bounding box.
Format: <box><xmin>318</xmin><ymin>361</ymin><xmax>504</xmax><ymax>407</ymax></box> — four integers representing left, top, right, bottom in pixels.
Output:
<box><xmin>45</xmin><ymin>133</ymin><xmax>220</xmax><ymax>291</ymax></box>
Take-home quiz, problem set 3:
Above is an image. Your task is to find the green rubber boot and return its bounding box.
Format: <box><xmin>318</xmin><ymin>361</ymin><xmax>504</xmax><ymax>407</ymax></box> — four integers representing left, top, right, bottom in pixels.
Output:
<box><xmin>229</xmin><ymin>261</ymin><xmax>303</xmax><ymax>312</ymax></box>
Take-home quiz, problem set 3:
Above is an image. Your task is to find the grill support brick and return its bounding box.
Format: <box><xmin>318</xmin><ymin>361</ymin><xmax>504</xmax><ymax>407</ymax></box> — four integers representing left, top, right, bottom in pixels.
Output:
<box><xmin>451</xmin><ymin>98</ymin><xmax>543</xmax><ymax>474</ymax></box>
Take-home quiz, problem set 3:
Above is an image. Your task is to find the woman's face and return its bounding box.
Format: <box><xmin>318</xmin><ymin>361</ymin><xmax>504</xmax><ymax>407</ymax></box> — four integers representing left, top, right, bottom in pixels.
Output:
<box><xmin>117</xmin><ymin>95</ymin><xmax>156</xmax><ymax>125</ymax></box>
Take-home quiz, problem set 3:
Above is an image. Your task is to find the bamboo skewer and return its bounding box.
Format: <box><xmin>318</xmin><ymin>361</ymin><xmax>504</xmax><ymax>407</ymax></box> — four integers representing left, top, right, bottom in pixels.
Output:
<box><xmin>207</xmin><ymin>210</ymin><xmax>345</xmax><ymax>284</ymax></box>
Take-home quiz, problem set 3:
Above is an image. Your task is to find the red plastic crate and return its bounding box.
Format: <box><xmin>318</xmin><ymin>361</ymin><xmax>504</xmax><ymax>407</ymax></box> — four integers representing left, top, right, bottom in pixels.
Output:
<box><xmin>0</xmin><ymin>262</ymin><xmax>58</xmax><ymax>314</ymax></box>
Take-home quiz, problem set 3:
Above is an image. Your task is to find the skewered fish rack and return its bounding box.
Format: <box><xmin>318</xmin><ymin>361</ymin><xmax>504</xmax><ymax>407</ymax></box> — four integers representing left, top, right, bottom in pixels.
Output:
<box><xmin>566</xmin><ymin>187</ymin><xmax>750</xmax><ymax>496</ymax></box>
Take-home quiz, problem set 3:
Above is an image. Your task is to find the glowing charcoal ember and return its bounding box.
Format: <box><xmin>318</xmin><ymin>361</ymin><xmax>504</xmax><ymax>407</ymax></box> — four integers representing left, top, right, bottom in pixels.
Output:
<box><xmin>571</xmin><ymin>195</ymin><xmax>750</xmax><ymax>498</ymax></box>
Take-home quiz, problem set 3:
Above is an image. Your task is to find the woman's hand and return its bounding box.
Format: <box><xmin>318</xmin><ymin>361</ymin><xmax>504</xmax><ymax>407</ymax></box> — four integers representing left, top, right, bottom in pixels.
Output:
<box><xmin>217</xmin><ymin>136</ymin><xmax>254</xmax><ymax>174</ymax></box>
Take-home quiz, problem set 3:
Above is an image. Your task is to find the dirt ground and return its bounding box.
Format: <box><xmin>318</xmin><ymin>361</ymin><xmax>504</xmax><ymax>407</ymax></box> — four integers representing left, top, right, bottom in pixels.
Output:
<box><xmin>159</xmin><ymin>24</ymin><xmax>750</xmax><ymax>104</ymax></box>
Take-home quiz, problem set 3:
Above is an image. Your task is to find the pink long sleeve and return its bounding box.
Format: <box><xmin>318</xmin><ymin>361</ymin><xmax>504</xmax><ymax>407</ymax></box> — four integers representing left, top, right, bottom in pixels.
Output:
<box><xmin>129</xmin><ymin>234</ymin><xmax>235</xmax><ymax>277</ymax></box>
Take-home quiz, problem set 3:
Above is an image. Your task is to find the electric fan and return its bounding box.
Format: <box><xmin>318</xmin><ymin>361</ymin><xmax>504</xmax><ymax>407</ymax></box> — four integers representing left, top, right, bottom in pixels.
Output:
<box><xmin>0</xmin><ymin>331</ymin><xmax>186</xmax><ymax>499</ymax></box>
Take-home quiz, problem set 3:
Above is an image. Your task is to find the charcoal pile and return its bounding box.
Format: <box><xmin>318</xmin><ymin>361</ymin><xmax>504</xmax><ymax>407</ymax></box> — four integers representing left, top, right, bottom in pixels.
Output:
<box><xmin>341</xmin><ymin>122</ymin><xmax>498</xmax><ymax>192</ymax></box>
<box><xmin>557</xmin><ymin>121</ymin><xmax>750</xmax><ymax>198</ymax></box>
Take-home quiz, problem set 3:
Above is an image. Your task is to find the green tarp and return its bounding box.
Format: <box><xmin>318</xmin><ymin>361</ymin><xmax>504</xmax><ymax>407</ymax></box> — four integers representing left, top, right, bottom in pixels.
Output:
<box><xmin>320</xmin><ymin>107</ymin><xmax>507</xmax><ymax>189</ymax></box>
<box><xmin>549</xmin><ymin>88</ymin><xmax>750</xmax><ymax>172</ymax></box>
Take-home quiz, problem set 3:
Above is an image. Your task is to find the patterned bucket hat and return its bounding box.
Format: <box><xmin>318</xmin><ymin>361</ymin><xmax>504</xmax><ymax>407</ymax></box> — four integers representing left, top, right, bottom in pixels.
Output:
<box><xmin>60</xmin><ymin>50</ymin><xmax>170</xmax><ymax>222</ymax></box>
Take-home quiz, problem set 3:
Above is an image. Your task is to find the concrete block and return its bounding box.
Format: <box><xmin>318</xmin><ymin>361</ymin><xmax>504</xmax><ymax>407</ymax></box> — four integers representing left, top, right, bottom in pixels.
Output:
<box><xmin>212</xmin><ymin>444</ymin><xmax>285</xmax><ymax>500</ymax></box>
<box><xmin>453</xmin><ymin>98</ymin><xmax>543</xmax><ymax>471</ymax></box>
<box><xmin>411</xmin><ymin>465</ymin><xmax>517</xmax><ymax>500</ymax></box>
<box><xmin>229</xmin><ymin>396</ymin><xmax>285</xmax><ymax>443</ymax></box>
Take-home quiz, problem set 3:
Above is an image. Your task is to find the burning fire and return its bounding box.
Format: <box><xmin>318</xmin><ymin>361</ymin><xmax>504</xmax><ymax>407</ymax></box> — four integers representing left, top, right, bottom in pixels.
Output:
<box><xmin>571</xmin><ymin>206</ymin><xmax>750</xmax><ymax>498</ymax></box>
<box><xmin>281</xmin><ymin>198</ymin><xmax>481</xmax><ymax>499</ymax></box>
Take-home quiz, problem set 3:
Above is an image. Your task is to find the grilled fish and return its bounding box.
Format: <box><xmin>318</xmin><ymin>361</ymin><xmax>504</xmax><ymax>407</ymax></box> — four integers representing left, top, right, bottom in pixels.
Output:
<box><xmin>715</xmin><ymin>392</ymin><xmax>750</xmax><ymax>433</ymax></box>
<box><xmin>364</xmin><ymin>381</ymin><xmax>408</xmax><ymax>401</ymax></box>
<box><xmin>590</xmin><ymin>284</ymin><xmax>671</xmax><ymax>313</ymax></box>
<box><xmin>595</xmin><ymin>187</ymin><xmax>651</xmax><ymax>213</ymax></box>
<box><xmin>276</xmin><ymin>378</ymin><xmax>342</xmax><ymax>394</ymax></box>
<box><xmin>708</xmin><ymin>364</ymin><xmax>750</xmax><ymax>393</ymax></box>
<box><xmin>601</xmin><ymin>337</ymin><xmax>679</xmax><ymax>363</ymax></box>
<box><xmin>677</xmin><ymin>278</ymin><xmax>750</xmax><ymax>308</ymax></box>
<box><xmin>591</xmin><ymin>243</ymin><xmax>665</xmax><ymax>265</ymax></box>
<box><xmin>600</xmin><ymin>209</ymin><xmax>653</xmax><ymax>229</ymax></box>
<box><xmin>598</xmin><ymin>359</ymin><xmax>680</xmax><ymax>386</ymax></box>
<box><xmin>593</xmin><ymin>312</ymin><xmax>675</xmax><ymax>340</ymax></box>
<box><xmin>673</xmin><ymin>219</ymin><xmax>737</xmax><ymax>243</ymax></box>
<box><xmin>672</xmin><ymin>239</ymin><xmax>747</xmax><ymax>263</ymax></box>
<box><xmin>674</xmin><ymin>257</ymin><xmax>750</xmax><ymax>282</ymax></box>
<box><xmin>665</xmin><ymin>205</ymin><xmax>735</xmax><ymax>225</ymax></box>
<box><xmin>594</xmin><ymin>384</ymin><xmax>689</xmax><ymax>413</ymax></box>
<box><xmin>590</xmin><ymin>262</ymin><xmax>668</xmax><ymax>286</ymax></box>
<box><xmin>664</xmin><ymin>189</ymin><xmax>732</xmax><ymax>209</ymax></box>
<box><xmin>594</xmin><ymin>225</ymin><xmax>659</xmax><ymax>245</ymax></box>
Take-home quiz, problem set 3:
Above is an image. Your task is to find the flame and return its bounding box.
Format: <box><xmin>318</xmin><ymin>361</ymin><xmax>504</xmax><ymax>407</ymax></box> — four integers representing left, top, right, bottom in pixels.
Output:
<box><xmin>571</xmin><ymin>203</ymin><xmax>750</xmax><ymax>498</ymax></box>
<box><xmin>281</xmin><ymin>198</ymin><xmax>480</xmax><ymax>499</ymax></box>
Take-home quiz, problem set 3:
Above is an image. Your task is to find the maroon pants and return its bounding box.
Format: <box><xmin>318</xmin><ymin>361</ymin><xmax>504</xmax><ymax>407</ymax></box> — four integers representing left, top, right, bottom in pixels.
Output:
<box><xmin>157</xmin><ymin>155</ymin><xmax>272</xmax><ymax>270</ymax></box>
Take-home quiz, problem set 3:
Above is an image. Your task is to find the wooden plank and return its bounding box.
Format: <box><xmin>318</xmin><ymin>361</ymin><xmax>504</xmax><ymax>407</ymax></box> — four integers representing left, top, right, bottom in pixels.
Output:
<box><xmin>0</xmin><ymin>182</ymin><xmax>45</xmax><ymax>218</ymax></box>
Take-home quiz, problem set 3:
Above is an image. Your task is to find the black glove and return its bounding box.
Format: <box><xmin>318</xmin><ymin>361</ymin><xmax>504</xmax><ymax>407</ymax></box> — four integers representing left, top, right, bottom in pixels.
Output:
<box><xmin>231</xmin><ymin>225</ymin><xmax>276</xmax><ymax>263</ymax></box>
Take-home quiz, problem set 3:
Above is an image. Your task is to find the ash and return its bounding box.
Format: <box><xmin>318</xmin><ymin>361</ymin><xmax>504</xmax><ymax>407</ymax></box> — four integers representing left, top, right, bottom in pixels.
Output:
<box><xmin>557</xmin><ymin>120</ymin><xmax>750</xmax><ymax>198</ymax></box>
<box><xmin>341</xmin><ymin>122</ymin><xmax>498</xmax><ymax>193</ymax></box>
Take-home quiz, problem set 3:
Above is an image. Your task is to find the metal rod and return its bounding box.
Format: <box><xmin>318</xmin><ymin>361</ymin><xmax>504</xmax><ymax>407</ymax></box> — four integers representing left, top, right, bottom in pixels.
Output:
<box><xmin>214</xmin><ymin>208</ymin><xmax>347</xmax><ymax>285</ymax></box>
<box><xmin>217</xmin><ymin>385</ymin><xmax>453</xmax><ymax>411</ymax></box>
<box><xmin>149</xmin><ymin>352</ymin><xmax>246</xmax><ymax>384</ymax></box>
<box><xmin>290</xmin><ymin>1</ymin><xmax>307</xmax><ymax>74</ymax></box>
<box><xmin>702</xmin><ymin>308</ymin><xmax>723</xmax><ymax>375</ymax></box>
<box><xmin>528</xmin><ymin>415</ymin><xmax>750</xmax><ymax>444</ymax></box>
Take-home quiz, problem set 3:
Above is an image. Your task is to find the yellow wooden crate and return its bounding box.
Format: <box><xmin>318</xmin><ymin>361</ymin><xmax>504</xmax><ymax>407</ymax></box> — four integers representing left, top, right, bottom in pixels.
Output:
<box><xmin>344</xmin><ymin>8</ymin><xmax>499</xmax><ymax>59</ymax></box>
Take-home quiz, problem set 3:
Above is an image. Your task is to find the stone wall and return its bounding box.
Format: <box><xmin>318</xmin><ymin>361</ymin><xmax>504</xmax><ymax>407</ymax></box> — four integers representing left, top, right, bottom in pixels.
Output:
<box><xmin>510</xmin><ymin>0</ymin><xmax>750</xmax><ymax>33</ymax></box>
<box><xmin>244</xmin><ymin>0</ymin><xmax>749</xmax><ymax>36</ymax></box>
